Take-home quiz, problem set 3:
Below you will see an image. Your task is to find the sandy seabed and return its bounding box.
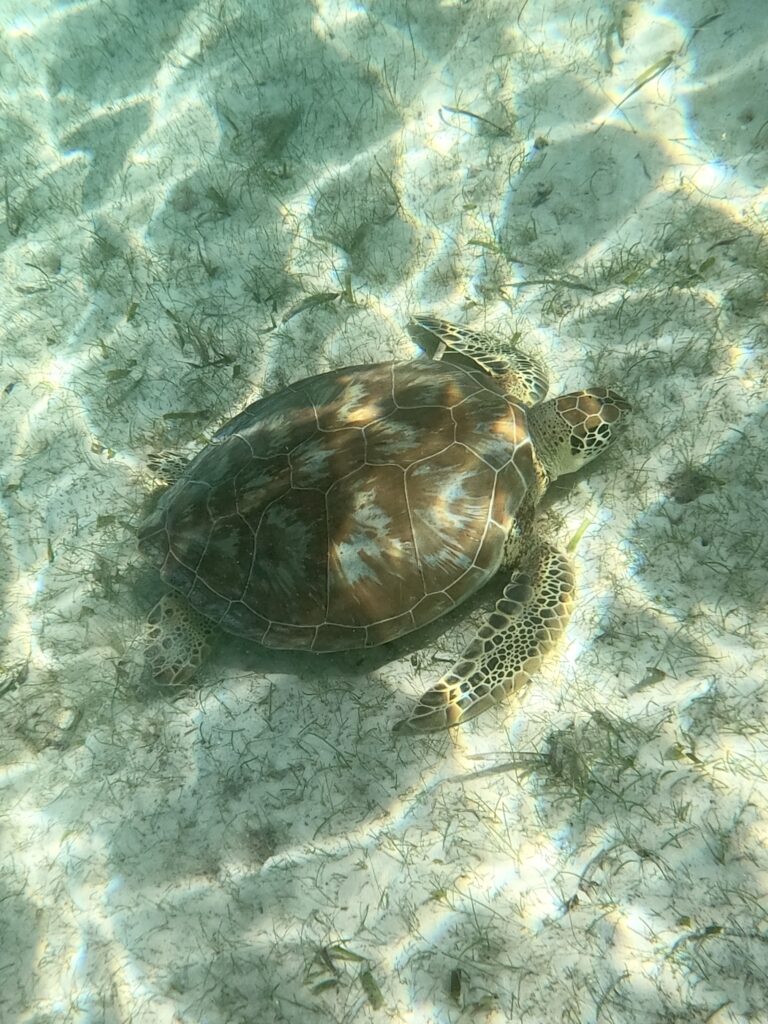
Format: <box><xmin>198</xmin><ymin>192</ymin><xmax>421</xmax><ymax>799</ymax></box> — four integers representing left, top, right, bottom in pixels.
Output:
<box><xmin>1</xmin><ymin>0</ymin><xmax>768</xmax><ymax>1021</ymax></box>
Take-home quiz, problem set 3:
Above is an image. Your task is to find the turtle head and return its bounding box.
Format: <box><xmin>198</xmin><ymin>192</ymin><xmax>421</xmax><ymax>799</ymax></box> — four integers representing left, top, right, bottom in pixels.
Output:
<box><xmin>528</xmin><ymin>387</ymin><xmax>631</xmax><ymax>482</ymax></box>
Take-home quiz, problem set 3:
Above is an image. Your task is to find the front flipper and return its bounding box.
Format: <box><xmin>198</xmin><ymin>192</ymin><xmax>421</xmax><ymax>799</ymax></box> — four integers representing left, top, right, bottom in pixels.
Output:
<box><xmin>407</xmin><ymin>315</ymin><xmax>549</xmax><ymax>405</ymax></box>
<box><xmin>394</xmin><ymin>544</ymin><xmax>574</xmax><ymax>734</ymax></box>
<box><xmin>145</xmin><ymin>593</ymin><xmax>213</xmax><ymax>686</ymax></box>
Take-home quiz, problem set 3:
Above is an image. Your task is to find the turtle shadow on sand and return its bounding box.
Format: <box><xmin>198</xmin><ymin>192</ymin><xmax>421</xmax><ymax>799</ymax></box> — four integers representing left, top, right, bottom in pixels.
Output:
<box><xmin>127</xmin><ymin>558</ymin><xmax>510</xmax><ymax>705</ymax></box>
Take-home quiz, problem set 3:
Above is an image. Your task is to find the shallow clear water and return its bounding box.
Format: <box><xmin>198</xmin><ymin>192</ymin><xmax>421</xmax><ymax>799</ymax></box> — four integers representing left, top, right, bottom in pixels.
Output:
<box><xmin>1</xmin><ymin>0</ymin><xmax>767</xmax><ymax>1021</ymax></box>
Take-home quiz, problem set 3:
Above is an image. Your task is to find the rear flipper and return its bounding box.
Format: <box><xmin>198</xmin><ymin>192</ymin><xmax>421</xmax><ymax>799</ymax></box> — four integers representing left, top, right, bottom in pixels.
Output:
<box><xmin>394</xmin><ymin>544</ymin><xmax>575</xmax><ymax>734</ymax></box>
<box><xmin>145</xmin><ymin>594</ymin><xmax>213</xmax><ymax>686</ymax></box>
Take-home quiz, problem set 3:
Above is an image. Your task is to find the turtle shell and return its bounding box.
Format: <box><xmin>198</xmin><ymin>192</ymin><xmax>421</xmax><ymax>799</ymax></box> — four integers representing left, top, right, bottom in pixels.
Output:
<box><xmin>138</xmin><ymin>359</ymin><xmax>537</xmax><ymax>652</ymax></box>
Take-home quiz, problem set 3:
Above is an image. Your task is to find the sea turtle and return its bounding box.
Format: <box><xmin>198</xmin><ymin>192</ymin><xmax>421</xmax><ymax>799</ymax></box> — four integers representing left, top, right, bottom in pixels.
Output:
<box><xmin>137</xmin><ymin>316</ymin><xmax>629</xmax><ymax>733</ymax></box>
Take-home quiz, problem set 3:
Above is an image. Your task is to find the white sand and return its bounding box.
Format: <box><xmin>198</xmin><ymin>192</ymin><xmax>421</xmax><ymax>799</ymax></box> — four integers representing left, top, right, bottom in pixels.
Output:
<box><xmin>1</xmin><ymin>0</ymin><xmax>767</xmax><ymax>1021</ymax></box>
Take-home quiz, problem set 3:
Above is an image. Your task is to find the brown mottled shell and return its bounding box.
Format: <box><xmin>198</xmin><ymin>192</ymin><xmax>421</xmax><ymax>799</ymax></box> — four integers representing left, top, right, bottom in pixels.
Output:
<box><xmin>138</xmin><ymin>360</ymin><xmax>537</xmax><ymax>652</ymax></box>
